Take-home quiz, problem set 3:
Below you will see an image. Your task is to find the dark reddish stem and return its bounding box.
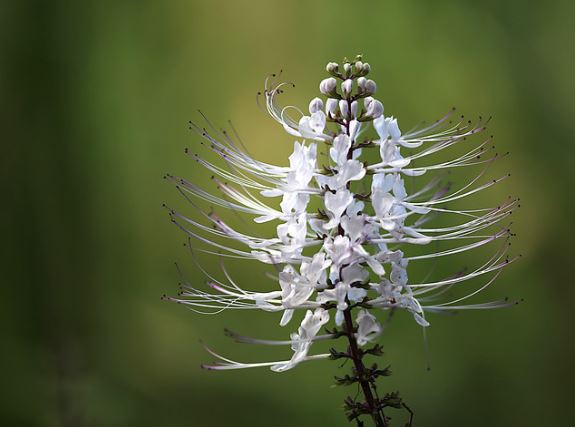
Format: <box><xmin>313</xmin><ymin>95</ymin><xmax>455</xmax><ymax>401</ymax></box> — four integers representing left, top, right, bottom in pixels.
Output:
<box><xmin>343</xmin><ymin>309</ymin><xmax>387</xmax><ymax>427</ymax></box>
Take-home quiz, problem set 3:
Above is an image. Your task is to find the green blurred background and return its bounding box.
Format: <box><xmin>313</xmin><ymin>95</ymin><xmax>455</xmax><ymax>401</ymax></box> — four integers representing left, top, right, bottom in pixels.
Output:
<box><xmin>3</xmin><ymin>0</ymin><xmax>574</xmax><ymax>425</ymax></box>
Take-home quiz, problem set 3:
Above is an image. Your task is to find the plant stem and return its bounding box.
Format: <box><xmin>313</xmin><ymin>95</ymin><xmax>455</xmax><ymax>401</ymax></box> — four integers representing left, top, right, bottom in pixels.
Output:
<box><xmin>343</xmin><ymin>308</ymin><xmax>387</xmax><ymax>427</ymax></box>
<box><xmin>340</xmin><ymin>81</ymin><xmax>386</xmax><ymax>427</ymax></box>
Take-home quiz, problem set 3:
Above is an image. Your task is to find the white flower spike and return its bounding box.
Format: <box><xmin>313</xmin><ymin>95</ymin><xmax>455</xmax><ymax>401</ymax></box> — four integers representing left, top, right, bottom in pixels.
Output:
<box><xmin>165</xmin><ymin>55</ymin><xmax>519</xmax><ymax>427</ymax></box>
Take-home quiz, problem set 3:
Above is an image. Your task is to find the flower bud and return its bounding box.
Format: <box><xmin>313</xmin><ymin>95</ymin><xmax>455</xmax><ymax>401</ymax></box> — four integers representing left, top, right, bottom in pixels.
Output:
<box><xmin>357</xmin><ymin>77</ymin><xmax>366</xmax><ymax>91</ymax></box>
<box><xmin>351</xmin><ymin>100</ymin><xmax>359</xmax><ymax>118</ymax></box>
<box><xmin>354</xmin><ymin>61</ymin><xmax>363</xmax><ymax>72</ymax></box>
<box><xmin>362</xmin><ymin>63</ymin><xmax>371</xmax><ymax>75</ymax></box>
<box><xmin>341</xmin><ymin>79</ymin><xmax>353</xmax><ymax>97</ymax></box>
<box><xmin>309</xmin><ymin>97</ymin><xmax>324</xmax><ymax>114</ymax></box>
<box><xmin>339</xmin><ymin>100</ymin><xmax>349</xmax><ymax>118</ymax></box>
<box><xmin>319</xmin><ymin>77</ymin><xmax>337</xmax><ymax>95</ymax></box>
<box><xmin>366</xmin><ymin>99</ymin><xmax>384</xmax><ymax>118</ymax></box>
<box><xmin>326</xmin><ymin>62</ymin><xmax>338</xmax><ymax>74</ymax></box>
<box><xmin>364</xmin><ymin>96</ymin><xmax>374</xmax><ymax>112</ymax></box>
<box><xmin>364</xmin><ymin>79</ymin><xmax>376</xmax><ymax>95</ymax></box>
<box><xmin>343</xmin><ymin>62</ymin><xmax>351</xmax><ymax>77</ymax></box>
<box><xmin>326</xmin><ymin>98</ymin><xmax>338</xmax><ymax>116</ymax></box>
<box><xmin>349</xmin><ymin>119</ymin><xmax>361</xmax><ymax>142</ymax></box>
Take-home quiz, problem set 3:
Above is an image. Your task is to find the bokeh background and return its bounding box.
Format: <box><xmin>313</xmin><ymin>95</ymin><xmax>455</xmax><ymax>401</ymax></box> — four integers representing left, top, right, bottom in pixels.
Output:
<box><xmin>3</xmin><ymin>0</ymin><xmax>574</xmax><ymax>426</ymax></box>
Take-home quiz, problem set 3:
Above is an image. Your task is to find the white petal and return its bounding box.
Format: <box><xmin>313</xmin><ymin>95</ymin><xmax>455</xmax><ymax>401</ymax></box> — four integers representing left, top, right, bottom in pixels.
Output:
<box><xmin>309</xmin><ymin>97</ymin><xmax>323</xmax><ymax>114</ymax></box>
<box><xmin>339</xmin><ymin>100</ymin><xmax>349</xmax><ymax>118</ymax></box>
<box><xmin>373</xmin><ymin>116</ymin><xmax>389</xmax><ymax>141</ymax></box>
<box><xmin>280</xmin><ymin>309</ymin><xmax>294</xmax><ymax>326</ymax></box>
<box><xmin>348</xmin><ymin>287</ymin><xmax>367</xmax><ymax>303</ymax></box>
<box><xmin>349</xmin><ymin>120</ymin><xmax>361</xmax><ymax>142</ymax></box>
<box><xmin>335</xmin><ymin>310</ymin><xmax>345</xmax><ymax>326</ymax></box>
<box><xmin>325</xmin><ymin>189</ymin><xmax>354</xmax><ymax>220</ymax></box>
<box><xmin>356</xmin><ymin>310</ymin><xmax>382</xmax><ymax>346</ymax></box>
<box><xmin>326</xmin><ymin>98</ymin><xmax>338</xmax><ymax>116</ymax></box>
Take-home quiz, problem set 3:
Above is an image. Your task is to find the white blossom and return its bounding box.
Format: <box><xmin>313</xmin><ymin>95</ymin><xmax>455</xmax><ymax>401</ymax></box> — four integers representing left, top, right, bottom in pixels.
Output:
<box><xmin>271</xmin><ymin>308</ymin><xmax>329</xmax><ymax>371</ymax></box>
<box><xmin>356</xmin><ymin>310</ymin><xmax>382</xmax><ymax>346</ymax></box>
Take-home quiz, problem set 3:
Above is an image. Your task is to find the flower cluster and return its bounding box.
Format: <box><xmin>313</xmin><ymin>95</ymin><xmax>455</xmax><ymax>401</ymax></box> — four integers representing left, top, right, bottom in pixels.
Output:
<box><xmin>165</xmin><ymin>56</ymin><xmax>518</xmax><ymax>375</ymax></box>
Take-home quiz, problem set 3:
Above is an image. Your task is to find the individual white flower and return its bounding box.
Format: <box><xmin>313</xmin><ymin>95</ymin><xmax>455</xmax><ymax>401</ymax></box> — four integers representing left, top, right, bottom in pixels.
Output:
<box><xmin>375</xmin><ymin>116</ymin><xmax>401</xmax><ymax>141</ymax></box>
<box><xmin>276</xmin><ymin>212</ymin><xmax>308</xmax><ymax>259</ymax></box>
<box><xmin>262</xmin><ymin>142</ymin><xmax>318</xmax><ymax>226</ymax></box>
<box><xmin>316</xmin><ymin>279</ymin><xmax>367</xmax><ymax>326</ymax></box>
<box><xmin>278</xmin><ymin>252</ymin><xmax>331</xmax><ymax>326</ymax></box>
<box><xmin>298</xmin><ymin>110</ymin><xmax>328</xmax><ymax>141</ymax></box>
<box><xmin>324</xmin><ymin>189</ymin><xmax>354</xmax><ymax>229</ymax></box>
<box><xmin>271</xmin><ymin>308</ymin><xmax>330</xmax><ymax>372</ymax></box>
<box><xmin>356</xmin><ymin>310</ymin><xmax>382</xmax><ymax>346</ymax></box>
<box><xmin>278</xmin><ymin>265</ymin><xmax>314</xmax><ymax>326</ymax></box>
<box><xmin>329</xmin><ymin>134</ymin><xmax>351</xmax><ymax>165</ymax></box>
<box><xmin>371</xmin><ymin>173</ymin><xmax>430</xmax><ymax>234</ymax></box>
<box><xmin>374</xmin><ymin>116</ymin><xmax>422</xmax><ymax>149</ymax></box>
<box><xmin>317</xmin><ymin>160</ymin><xmax>365</xmax><ymax>193</ymax></box>
<box><xmin>374</xmin><ymin>118</ymin><xmax>411</xmax><ymax>168</ymax></box>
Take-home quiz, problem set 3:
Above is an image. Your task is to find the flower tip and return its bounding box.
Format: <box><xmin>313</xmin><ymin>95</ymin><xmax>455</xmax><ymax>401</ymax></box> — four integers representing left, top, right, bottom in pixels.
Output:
<box><xmin>200</xmin><ymin>364</ymin><xmax>217</xmax><ymax>371</ymax></box>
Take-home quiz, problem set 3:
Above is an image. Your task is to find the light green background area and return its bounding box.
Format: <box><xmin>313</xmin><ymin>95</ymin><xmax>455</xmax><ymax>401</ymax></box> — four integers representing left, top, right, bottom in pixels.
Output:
<box><xmin>2</xmin><ymin>0</ymin><xmax>574</xmax><ymax>426</ymax></box>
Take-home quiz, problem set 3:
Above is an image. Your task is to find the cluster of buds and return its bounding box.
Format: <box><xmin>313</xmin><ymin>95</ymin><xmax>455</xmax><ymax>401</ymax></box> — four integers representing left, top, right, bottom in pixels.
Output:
<box><xmin>165</xmin><ymin>55</ymin><xmax>518</xmax><ymax>426</ymax></box>
<box><xmin>320</xmin><ymin>58</ymin><xmax>381</xmax><ymax>124</ymax></box>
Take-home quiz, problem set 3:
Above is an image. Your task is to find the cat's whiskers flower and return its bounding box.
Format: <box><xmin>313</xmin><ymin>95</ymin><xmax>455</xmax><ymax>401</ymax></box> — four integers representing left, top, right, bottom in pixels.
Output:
<box><xmin>165</xmin><ymin>55</ymin><xmax>519</xmax><ymax>426</ymax></box>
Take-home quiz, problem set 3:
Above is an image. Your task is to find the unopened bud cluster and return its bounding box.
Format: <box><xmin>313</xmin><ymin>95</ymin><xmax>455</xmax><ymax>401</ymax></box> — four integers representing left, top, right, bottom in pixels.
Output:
<box><xmin>319</xmin><ymin>60</ymin><xmax>382</xmax><ymax>126</ymax></box>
